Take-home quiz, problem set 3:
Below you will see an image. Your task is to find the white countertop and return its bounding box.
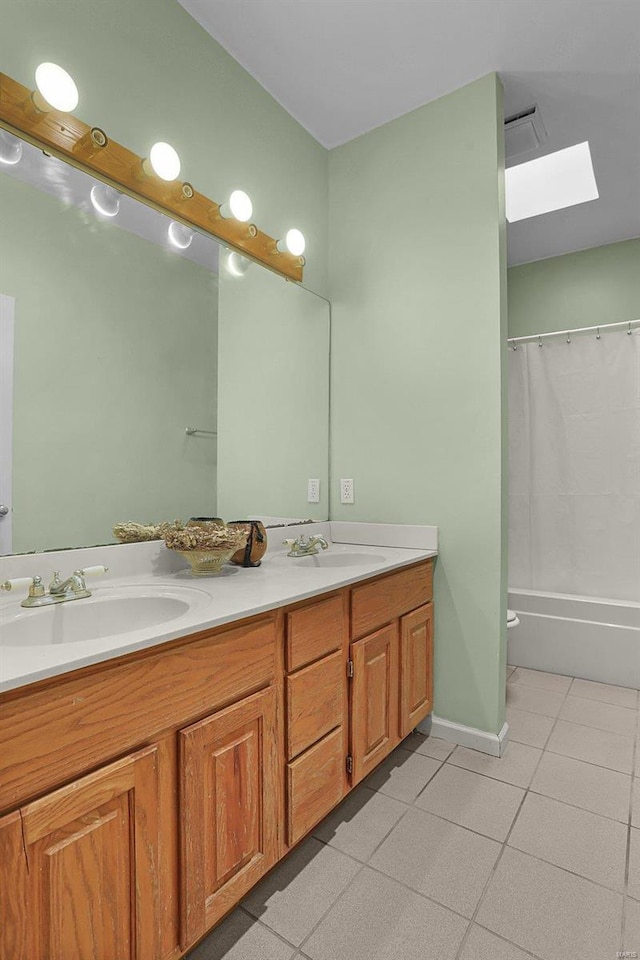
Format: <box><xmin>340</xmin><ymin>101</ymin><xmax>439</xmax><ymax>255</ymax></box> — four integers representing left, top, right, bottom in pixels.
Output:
<box><xmin>0</xmin><ymin>522</ymin><xmax>437</xmax><ymax>694</ymax></box>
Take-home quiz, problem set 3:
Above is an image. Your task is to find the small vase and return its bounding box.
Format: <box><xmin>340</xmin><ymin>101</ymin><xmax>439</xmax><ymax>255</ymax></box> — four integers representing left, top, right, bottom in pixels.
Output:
<box><xmin>228</xmin><ymin>521</ymin><xmax>268</xmax><ymax>567</ymax></box>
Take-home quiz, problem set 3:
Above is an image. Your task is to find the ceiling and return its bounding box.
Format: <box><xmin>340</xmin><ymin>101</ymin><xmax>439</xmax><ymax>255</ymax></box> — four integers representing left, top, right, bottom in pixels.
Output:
<box><xmin>179</xmin><ymin>0</ymin><xmax>640</xmax><ymax>265</ymax></box>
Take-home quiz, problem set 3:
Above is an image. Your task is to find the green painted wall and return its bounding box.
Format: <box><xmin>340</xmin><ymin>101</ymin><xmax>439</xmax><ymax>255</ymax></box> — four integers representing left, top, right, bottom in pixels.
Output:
<box><xmin>508</xmin><ymin>238</ymin><xmax>640</xmax><ymax>338</ymax></box>
<box><xmin>328</xmin><ymin>74</ymin><xmax>507</xmax><ymax>735</ymax></box>
<box><xmin>0</xmin><ymin>0</ymin><xmax>328</xmax><ymax>296</ymax></box>
<box><xmin>0</xmin><ymin>172</ymin><xmax>217</xmax><ymax>554</ymax></box>
<box><xmin>217</xmin><ymin>267</ymin><xmax>330</xmax><ymax>521</ymax></box>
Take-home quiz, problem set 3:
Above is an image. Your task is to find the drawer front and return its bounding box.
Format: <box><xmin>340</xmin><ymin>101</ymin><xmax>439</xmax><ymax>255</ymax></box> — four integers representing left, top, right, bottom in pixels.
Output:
<box><xmin>351</xmin><ymin>561</ymin><xmax>433</xmax><ymax>640</ymax></box>
<box><xmin>287</xmin><ymin>728</ymin><xmax>345</xmax><ymax>846</ymax></box>
<box><xmin>286</xmin><ymin>594</ymin><xmax>344</xmax><ymax>672</ymax></box>
<box><xmin>287</xmin><ymin>651</ymin><xmax>344</xmax><ymax>760</ymax></box>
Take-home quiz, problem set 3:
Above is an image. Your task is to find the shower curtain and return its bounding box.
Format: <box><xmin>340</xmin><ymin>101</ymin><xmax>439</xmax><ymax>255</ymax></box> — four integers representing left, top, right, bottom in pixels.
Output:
<box><xmin>508</xmin><ymin>328</ymin><xmax>640</xmax><ymax>602</ymax></box>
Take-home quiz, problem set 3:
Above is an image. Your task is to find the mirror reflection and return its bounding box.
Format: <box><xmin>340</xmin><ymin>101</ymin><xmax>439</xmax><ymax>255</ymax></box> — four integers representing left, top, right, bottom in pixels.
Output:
<box><xmin>0</xmin><ymin>132</ymin><xmax>330</xmax><ymax>556</ymax></box>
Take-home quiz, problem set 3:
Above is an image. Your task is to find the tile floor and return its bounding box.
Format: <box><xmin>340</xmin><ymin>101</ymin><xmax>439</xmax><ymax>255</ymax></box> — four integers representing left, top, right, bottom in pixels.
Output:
<box><xmin>187</xmin><ymin>668</ymin><xmax>640</xmax><ymax>960</ymax></box>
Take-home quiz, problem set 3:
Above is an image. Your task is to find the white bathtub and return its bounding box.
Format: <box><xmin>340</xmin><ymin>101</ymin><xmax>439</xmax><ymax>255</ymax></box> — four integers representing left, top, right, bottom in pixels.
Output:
<box><xmin>508</xmin><ymin>589</ymin><xmax>640</xmax><ymax>689</ymax></box>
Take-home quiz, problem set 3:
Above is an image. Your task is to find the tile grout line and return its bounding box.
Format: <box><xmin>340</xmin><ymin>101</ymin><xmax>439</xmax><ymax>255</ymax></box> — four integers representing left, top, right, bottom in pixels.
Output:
<box><xmin>451</xmin><ymin>671</ymin><xmax>575</xmax><ymax>960</ymax></box>
<box><xmin>620</xmin><ymin>708</ymin><xmax>638</xmax><ymax>952</ymax></box>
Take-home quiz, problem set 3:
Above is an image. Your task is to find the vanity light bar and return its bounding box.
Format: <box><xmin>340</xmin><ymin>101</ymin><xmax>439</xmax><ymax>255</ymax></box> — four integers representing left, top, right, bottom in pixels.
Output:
<box><xmin>0</xmin><ymin>71</ymin><xmax>304</xmax><ymax>283</ymax></box>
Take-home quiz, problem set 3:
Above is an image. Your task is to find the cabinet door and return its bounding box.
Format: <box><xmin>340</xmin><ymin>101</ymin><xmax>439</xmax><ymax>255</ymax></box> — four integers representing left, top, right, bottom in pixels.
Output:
<box><xmin>7</xmin><ymin>745</ymin><xmax>160</xmax><ymax>960</ymax></box>
<box><xmin>180</xmin><ymin>686</ymin><xmax>279</xmax><ymax>946</ymax></box>
<box><xmin>399</xmin><ymin>603</ymin><xmax>434</xmax><ymax>737</ymax></box>
<box><xmin>350</xmin><ymin>622</ymin><xmax>399</xmax><ymax>785</ymax></box>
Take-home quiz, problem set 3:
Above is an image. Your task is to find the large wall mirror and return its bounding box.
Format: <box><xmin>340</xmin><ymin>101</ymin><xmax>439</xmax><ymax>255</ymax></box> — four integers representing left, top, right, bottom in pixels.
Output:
<box><xmin>0</xmin><ymin>130</ymin><xmax>330</xmax><ymax>556</ymax></box>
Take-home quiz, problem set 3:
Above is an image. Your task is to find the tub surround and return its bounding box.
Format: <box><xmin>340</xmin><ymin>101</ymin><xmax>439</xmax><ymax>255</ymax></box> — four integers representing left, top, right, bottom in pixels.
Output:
<box><xmin>0</xmin><ymin>521</ymin><xmax>437</xmax><ymax>693</ymax></box>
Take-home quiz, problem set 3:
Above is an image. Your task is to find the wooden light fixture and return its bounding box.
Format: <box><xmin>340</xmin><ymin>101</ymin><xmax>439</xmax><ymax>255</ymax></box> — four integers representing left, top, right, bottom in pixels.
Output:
<box><xmin>0</xmin><ymin>72</ymin><xmax>304</xmax><ymax>282</ymax></box>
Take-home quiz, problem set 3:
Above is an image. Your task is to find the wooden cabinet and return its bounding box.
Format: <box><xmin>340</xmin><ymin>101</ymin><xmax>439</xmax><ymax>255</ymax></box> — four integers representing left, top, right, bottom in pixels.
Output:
<box><xmin>0</xmin><ymin>557</ymin><xmax>434</xmax><ymax>959</ymax></box>
<box><xmin>350</xmin><ymin>565</ymin><xmax>435</xmax><ymax>783</ymax></box>
<box><xmin>180</xmin><ymin>686</ymin><xmax>279</xmax><ymax>946</ymax></box>
<box><xmin>0</xmin><ymin>746</ymin><xmax>160</xmax><ymax>960</ymax></box>
<box><xmin>350</xmin><ymin>623</ymin><xmax>400</xmax><ymax>784</ymax></box>
<box><xmin>399</xmin><ymin>602</ymin><xmax>434</xmax><ymax>737</ymax></box>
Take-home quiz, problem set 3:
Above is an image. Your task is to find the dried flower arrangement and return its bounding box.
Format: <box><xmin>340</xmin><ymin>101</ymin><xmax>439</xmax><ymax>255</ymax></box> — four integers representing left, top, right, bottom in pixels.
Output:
<box><xmin>162</xmin><ymin>521</ymin><xmax>248</xmax><ymax>576</ymax></box>
<box><xmin>162</xmin><ymin>522</ymin><xmax>247</xmax><ymax>552</ymax></box>
<box><xmin>113</xmin><ymin>520</ymin><xmax>179</xmax><ymax>543</ymax></box>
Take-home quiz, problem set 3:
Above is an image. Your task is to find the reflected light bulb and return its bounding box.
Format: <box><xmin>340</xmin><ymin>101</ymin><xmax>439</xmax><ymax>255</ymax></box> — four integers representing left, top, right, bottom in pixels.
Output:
<box><xmin>90</xmin><ymin>184</ymin><xmax>120</xmax><ymax>218</ymax></box>
<box><xmin>277</xmin><ymin>228</ymin><xmax>306</xmax><ymax>256</ymax></box>
<box><xmin>35</xmin><ymin>62</ymin><xmax>79</xmax><ymax>112</ymax></box>
<box><xmin>148</xmin><ymin>142</ymin><xmax>181</xmax><ymax>181</ymax></box>
<box><xmin>0</xmin><ymin>131</ymin><xmax>23</xmax><ymax>165</ymax></box>
<box><xmin>219</xmin><ymin>189</ymin><xmax>253</xmax><ymax>222</ymax></box>
<box><xmin>225</xmin><ymin>250</ymin><xmax>251</xmax><ymax>277</ymax></box>
<box><xmin>168</xmin><ymin>221</ymin><xmax>194</xmax><ymax>250</ymax></box>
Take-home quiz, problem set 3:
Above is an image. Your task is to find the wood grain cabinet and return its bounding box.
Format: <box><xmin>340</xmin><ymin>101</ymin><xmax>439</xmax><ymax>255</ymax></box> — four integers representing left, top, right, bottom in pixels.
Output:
<box><xmin>179</xmin><ymin>686</ymin><xmax>279</xmax><ymax>946</ymax></box>
<box><xmin>0</xmin><ymin>558</ymin><xmax>434</xmax><ymax>960</ymax></box>
<box><xmin>0</xmin><ymin>745</ymin><xmax>161</xmax><ymax>960</ymax></box>
<box><xmin>349</xmin><ymin>564</ymin><xmax>434</xmax><ymax>783</ymax></box>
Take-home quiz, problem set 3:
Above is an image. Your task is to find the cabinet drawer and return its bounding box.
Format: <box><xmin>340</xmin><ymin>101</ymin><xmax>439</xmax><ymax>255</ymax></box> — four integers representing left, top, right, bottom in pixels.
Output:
<box><xmin>286</xmin><ymin>594</ymin><xmax>344</xmax><ymax>672</ymax></box>
<box><xmin>287</xmin><ymin>728</ymin><xmax>345</xmax><ymax>846</ymax></box>
<box><xmin>351</xmin><ymin>561</ymin><xmax>433</xmax><ymax>640</ymax></box>
<box><xmin>287</xmin><ymin>651</ymin><xmax>344</xmax><ymax>760</ymax></box>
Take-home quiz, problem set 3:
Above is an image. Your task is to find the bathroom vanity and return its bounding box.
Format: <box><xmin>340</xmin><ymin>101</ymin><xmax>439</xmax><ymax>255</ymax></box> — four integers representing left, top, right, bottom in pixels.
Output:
<box><xmin>0</xmin><ymin>549</ymin><xmax>434</xmax><ymax>960</ymax></box>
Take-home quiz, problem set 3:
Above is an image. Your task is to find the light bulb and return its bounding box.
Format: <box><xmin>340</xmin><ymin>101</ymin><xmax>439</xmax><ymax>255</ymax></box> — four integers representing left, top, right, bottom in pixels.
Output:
<box><xmin>148</xmin><ymin>142</ymin><xmax>181</xmax><ymax>181</ymax></box>
<box><xmin>0</xmin><ymin>131</ymin><xmax>23</xmax><ymax>165</ymax></box>
<box><xmin>277</xmin><ymin>228</ymin><xmax>306</xmax><ymax>256</ymax></box>
<box><xmin>90</xmin><ymin>184</ymin><xmax>120</xmax><ymax>218</ymax></box>
<box><xmin>168</xmin><ymin>221</ymin><xmax>194</xmax><ymax>250</ymax></box>
<box><xmin>225</xmin><ymin>250</ymin><xmax>251</xmax><ymax>277</ymax></box>
<box><xmin>219</xmin><ymin>190</ymin><xmax>253</xmax><ymax>222</ymax></box>
<box><xmin>34</xmin><ymin>62</ymin><xmax>79</xmax><ymax>112</ymax></box>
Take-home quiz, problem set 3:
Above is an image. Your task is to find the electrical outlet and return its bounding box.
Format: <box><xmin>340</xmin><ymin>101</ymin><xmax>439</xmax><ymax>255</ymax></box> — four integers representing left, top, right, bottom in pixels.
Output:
<box><xmin>307</xmin><ymin>478</ymin><xmax>320</xmax><ymax>503</ymax></box>
<box><xmin>340</xmin><ymin>478</ymin><xmax>354</xmax><ymax>504</ymax></box>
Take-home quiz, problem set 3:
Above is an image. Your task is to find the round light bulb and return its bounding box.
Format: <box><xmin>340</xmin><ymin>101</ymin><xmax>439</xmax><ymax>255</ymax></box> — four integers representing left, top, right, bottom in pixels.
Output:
<box><xmin>35</xmin><ymin>62</ymin><xmax>79</xmax><ymax>112</ymax></box>
<box><xmin>277</xmin><ymin>228</ymin><xmax>306</xmax><ymax>256</ymax></box>
<box><xmin>225</xmin><ymin>250</ymin><xmax>251</xmax><ymax>277</ymax></box>
<box><xmin>0</xmin><ymin>131</ymin><xmax>23</xmax><ymax>165</ymax></box>
<box><xmin>285</xmin><ymin>228</ymin><xmax>306</xmax><ymax>256</ymax></box>
<box><xmin>220</xmin><ymin>189</ymin><xmax>253</xmax><ymax>222</ymax></box>
<box><xmin>90</xmin><ymin>184</ymin><xmax>120</xmax><ymax>218</ymax></box>
<box><xmin>168</xmin><ymin>221</ymin><xmax>194</xmax><ymax>250</ymax></box>
<box><xmin>148</xmin><ymin>142</ymin><xmax>181</xmax><ymax>181</ymax></box>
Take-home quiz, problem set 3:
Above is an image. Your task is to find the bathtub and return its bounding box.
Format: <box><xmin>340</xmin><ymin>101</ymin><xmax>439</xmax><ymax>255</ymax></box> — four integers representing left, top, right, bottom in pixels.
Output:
<box><xmin>508</xmin><ymin>589</ymin><xmax>640</xmax><ymax>689</ymax></box>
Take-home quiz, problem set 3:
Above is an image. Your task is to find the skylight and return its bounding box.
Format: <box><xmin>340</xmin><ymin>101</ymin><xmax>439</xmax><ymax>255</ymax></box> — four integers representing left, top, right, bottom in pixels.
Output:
<box><xmin>505</xmin><ymin>141</ymin><xmax>599</xmax><ymax>223</ymax></box>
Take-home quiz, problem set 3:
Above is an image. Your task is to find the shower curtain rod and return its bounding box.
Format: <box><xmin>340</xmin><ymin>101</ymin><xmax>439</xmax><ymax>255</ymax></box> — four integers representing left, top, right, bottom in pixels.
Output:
<box><xmin>507</xmin><ymin>318</ymin><xmax>640</xmax><ymax>346</ymax></box>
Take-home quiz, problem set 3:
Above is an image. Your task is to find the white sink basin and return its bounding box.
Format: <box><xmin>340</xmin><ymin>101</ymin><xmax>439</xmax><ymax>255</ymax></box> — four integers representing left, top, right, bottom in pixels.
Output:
<box><xmin>271</xmin><ymin>551</ymin><xmax>388</xmax><ymax>569</ymax></box>
<box><xmin>0</xmin><ymin>584</ymin><xmax>209</xmax><ymax>647</ymax></box>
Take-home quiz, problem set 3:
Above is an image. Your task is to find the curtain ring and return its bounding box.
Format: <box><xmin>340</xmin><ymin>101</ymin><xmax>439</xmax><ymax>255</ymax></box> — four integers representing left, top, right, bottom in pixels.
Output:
<box><xmin>596</xmin><ymin>327</ymin><xmax>601</xmax><ymax>340</ymax></box>
<box><xmin>628</xmin><ymin>322</ymin><xmax>633</xmax><ymax>335</ymax></box>
<box><xmin>538</xmin><ymin>335</ymin><xmax>543</xmax><ymax>347</ymax></box>
<box><xmin>566</xmin><ymin>334</ymin><xmax>571</xmax><ymax>344</ymax></box>
<box><xmin>511</xmin><ymin>341</ymin><xmax>517</xmax><ymax>351</ymax></box>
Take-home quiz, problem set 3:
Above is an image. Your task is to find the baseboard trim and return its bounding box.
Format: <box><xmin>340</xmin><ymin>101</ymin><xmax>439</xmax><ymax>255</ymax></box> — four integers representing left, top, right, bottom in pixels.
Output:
<box><xmin>417</xmin><ymin>715</ymin><xmax>510</xmax><ymax>757</ymax></box>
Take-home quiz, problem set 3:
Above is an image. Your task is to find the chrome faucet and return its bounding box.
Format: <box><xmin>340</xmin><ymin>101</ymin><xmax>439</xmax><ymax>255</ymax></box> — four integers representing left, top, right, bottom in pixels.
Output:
<box><xmin>282</xmin><ymin>534</ymin><xmax>329</xmax><ymax>558</ymax></box>
<box><xmin>0</xmin><ymin>565</ymin><xmax>108</xmax><ymax>608</ymax></box>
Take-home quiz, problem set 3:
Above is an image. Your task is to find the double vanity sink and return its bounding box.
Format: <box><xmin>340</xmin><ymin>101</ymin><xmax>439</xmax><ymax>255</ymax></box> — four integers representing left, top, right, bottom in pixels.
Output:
<box><xmin>0</xmin><ymin>521</ymin><xmax>438</xmax><ymax>959</ymax></box>
<box><xmin>0</xmin><ymin>530</ymin><xmax>435</xmax><ymax>692</ymax></box>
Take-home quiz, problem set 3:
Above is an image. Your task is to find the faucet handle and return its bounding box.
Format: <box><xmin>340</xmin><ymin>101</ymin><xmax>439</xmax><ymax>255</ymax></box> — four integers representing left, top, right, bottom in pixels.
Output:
<box><xmin>80</xmin><ymin>565</ymin><xmax>109</xmax><ymax>577</ymax></box>
<box><xmin>1</xmin><ymin>576</ymin><xmax>37</xmax><ymax>593</ymax></box>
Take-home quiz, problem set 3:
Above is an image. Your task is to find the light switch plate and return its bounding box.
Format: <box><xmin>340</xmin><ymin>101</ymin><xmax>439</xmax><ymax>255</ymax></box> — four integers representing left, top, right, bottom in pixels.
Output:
<box><xmin>307</xmin><ymin>478</ymin><xmax>320</xmax><ymax>503</ymax></box>
<box><xmin>340</xmin><ymin>478</ymin><xmax>354</xmax><ymax>504</ymax></box>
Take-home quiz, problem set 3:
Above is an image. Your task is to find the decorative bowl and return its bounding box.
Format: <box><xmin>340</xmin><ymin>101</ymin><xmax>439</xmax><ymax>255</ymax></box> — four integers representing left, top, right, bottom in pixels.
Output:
<box><xmin>175</xmin><ymin>547</ymin><xmax>239</xmax><ymax>576</ymax></box>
